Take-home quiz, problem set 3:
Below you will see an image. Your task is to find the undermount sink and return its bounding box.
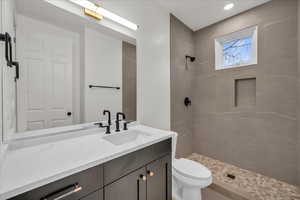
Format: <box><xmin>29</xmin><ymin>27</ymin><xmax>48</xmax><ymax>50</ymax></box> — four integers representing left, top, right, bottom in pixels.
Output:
<box><xmin>103</xmin><ymin>130</ymin><xmax>152</xmax><ymax>146</ymax></box>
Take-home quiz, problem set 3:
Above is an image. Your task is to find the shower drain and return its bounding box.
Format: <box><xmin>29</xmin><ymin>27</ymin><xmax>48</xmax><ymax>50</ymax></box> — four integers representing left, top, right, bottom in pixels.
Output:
<box><xmin>226</xmin><ymin>173</ymin><xmax>236</xmax><ymax>180</ymax></box>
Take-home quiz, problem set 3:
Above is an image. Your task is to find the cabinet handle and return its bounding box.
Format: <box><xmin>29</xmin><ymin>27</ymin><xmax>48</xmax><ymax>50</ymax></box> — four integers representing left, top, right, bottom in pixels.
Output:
<box><xmin>41</xmin><ymin>183</ymin><xmax>82</xmax><ymax>200</ymax></box>
<box><xmin>139</xmin><ymin>174</ymin><xmax>147</xmax><ymax>181</ymax></box>
<box><xmin>147</xmin><ymin>171</ymin><xmax>155</xmax><ymax>177</ymax></box>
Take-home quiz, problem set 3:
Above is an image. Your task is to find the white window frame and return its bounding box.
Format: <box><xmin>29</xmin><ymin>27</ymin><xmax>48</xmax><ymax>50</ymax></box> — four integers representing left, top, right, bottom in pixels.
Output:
<box><xmin>215</xmin><ymin>26</ymin><xmax>258</xmax><ymax>70</ymax></box>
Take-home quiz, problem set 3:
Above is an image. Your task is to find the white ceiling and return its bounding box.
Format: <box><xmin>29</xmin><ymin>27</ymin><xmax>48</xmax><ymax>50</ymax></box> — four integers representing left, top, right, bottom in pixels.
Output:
<box><xmin>16</xmin><ymin>0</ymin><xmax>136</xmax><ymax>43</ymax></box>
<box><xmin>17</xmin><ymin>0</ymin><xmax>272</xmax><ymax>33</ymax></box>
<box><xmin>156</xmin><ymin>0</ymin><xmax>272</xmax><ymax>31</ymax></box>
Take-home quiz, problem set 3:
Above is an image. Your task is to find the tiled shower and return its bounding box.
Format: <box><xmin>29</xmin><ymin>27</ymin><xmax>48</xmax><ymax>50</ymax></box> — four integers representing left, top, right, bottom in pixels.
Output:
<box><xmin>171</xmin><ymin>0</ymin><xmax>300</xmax><ymax>187</ymax></box>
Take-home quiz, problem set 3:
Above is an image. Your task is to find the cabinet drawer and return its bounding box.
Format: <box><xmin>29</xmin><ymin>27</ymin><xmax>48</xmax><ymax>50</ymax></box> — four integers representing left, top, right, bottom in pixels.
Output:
<box><xmin>9</xmin><ymin>165</ymin><xmax>103</xmax><ymax>200</ymax></box>
<box><xmin>80</xmin><ymin>189</ymin><xmax>103</xmax><ymax>200</ymax></box>
<box><xmin>104</xmin><ymin>139</ymin><xmax>171</xmax><ymax>185</ymax></box>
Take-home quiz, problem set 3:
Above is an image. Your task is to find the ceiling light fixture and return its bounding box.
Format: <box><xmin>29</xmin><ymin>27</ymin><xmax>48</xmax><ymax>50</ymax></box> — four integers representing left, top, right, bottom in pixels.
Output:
<box><xmin>69</xmin><ymin>0</ymin><xmax>139</xmax><ymax>31</ymax></box>
<box><xmin>84</xmin><ymin>8</ymin><xmax>103</xmax><ymax>20</ymax></box>
<box><xmin>224</xmin><ymin>3</ymin><xmax>234</xmax><ymax>10</ymax></box>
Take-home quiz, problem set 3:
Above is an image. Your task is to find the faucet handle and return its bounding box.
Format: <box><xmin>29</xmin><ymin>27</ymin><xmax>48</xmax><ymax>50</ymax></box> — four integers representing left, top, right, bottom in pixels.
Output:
<box><xmin>95</xmin><ymin>122</ymin><xmax>111</xmax><ymax>134</ymax></box>
<box><xmin>123</xmin><ymin>120</ymin><xmax>134</xmax><ymax>131</ymax></box>
<box><xmin>94</xmin><ymin>122</ymin><xmax>102</xmax><ymax>127</ymax></box>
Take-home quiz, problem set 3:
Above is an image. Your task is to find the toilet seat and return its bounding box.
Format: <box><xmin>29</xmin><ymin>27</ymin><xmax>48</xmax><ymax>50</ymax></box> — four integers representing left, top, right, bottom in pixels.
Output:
<box><xmin>173</xmin><ymin>159</ymin><xmax>212</xmax><ymax>180</ymax></box>
<box><xmin>171</xmin><ymin>133</ymin><xmax>212</xmax><ymax>200</ymax></box>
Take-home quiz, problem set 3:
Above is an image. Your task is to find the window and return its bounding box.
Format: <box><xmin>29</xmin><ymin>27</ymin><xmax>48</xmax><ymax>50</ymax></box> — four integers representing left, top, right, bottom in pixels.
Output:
<box><xmin>215</xmin><ymin>26</ymin><xmax>258</xmax><ymax>70</ymax></box>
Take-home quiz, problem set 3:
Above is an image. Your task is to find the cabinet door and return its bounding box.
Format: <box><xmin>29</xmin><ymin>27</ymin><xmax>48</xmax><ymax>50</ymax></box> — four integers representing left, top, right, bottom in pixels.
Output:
<box><xmin>9</xmin><ymin>166</ymin><xmax>103</xmax><ymax>200</ymax></box>
<box><xmin>105</xmin><ymin>168</ymin><xmax>146</xmax><ymax>200</ymax></box>
<box><xmin>146</xmin><ymin>154</ymin><xmax>172</xmax><ymax>200</ymax></box>
<box><xmin>81</xmin><ymin>190</ymin><xmax>103</xmax><ymax>200</ymax></box>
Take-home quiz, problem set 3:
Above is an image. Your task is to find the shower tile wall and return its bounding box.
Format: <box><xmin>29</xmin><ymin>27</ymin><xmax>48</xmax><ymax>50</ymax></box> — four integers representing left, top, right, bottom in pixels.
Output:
<box><xmin>192</xmin><ymin>0</ymin><xmax>298</xmax><ymax>185</ymax></box>
<box><xmin>170</xmin><ymin>14</ymin><xmax>194</xmax><ymax>158</ymax></box>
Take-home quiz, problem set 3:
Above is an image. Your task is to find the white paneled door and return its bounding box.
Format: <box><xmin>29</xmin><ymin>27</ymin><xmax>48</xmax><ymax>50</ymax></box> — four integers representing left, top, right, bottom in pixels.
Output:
<box><xmin>17</xmin><ymin>16</ymin><xmax>73</xmax><ymax>132</ymax></box>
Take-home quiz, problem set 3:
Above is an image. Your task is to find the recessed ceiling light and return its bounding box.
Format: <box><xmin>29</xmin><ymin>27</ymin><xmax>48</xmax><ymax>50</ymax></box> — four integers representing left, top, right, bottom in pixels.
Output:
<box><xmin>224</xmin><ymin>3</ymin><xmax>234</xmax><ymax>10</ymax></box>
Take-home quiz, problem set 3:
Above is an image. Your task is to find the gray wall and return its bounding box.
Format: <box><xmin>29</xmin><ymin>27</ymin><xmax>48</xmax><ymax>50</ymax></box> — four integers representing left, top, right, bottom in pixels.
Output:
<box><xmin>192</xmin><ymin>0</ymin><xmax>298</xmax><ymax>185</ymax></box>
<box><xmin>122</xmin><ymin>42</ymin><xmax>137</xmax><ymax>121</ymax></box>
<box><xmin>297</xmin><ymin>0</ymin><xmax>300</xmax><ymax>185</ymax></box>
<box><xmin>171</xmin><ymin>0</ymin><xmax>299</xmax><ymax>185</ymax></box>
<box><xmin>170</xmin><ymin>15</ymin><xmax>194</xmax><ymax>158</ymax></box>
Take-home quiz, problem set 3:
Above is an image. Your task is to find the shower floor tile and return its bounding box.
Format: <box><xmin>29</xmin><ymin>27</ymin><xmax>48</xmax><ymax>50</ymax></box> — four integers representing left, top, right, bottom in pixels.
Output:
<box><xmin>187</xmin><ymin>153</ymin><xmax>300</xmax><ymax>200</ymax></box>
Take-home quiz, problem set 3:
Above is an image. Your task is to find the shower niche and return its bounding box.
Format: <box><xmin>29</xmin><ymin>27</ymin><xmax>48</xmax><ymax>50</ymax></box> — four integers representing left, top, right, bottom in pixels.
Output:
<box><xmin>234</xmin><ymin>78</ymin><xmax>256</xmax><ymax>107</ymax></box>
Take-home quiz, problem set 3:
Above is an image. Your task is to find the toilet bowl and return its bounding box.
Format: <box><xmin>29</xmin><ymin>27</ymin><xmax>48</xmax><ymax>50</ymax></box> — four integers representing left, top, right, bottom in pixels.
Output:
<box><xmin>172</xmin><ymin>158</ymin><xmax>212</xmax><ymax>200</ymax></box>
<box><xmin>171</xmin><ymin>133</ymin><xmax>212</xmax><ymax>200</ymax></box>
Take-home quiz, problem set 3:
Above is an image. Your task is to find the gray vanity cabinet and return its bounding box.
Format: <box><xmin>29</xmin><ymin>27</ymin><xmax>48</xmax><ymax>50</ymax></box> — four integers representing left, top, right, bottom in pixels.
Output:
<box><xmin>105</xmin><ymin>154</ymin><xmax>171</xmax><ymax>200</ymax></box>
<box><xmin>9</xmin><ymin>166</ymin><xmax>103</xmax><ymax>200</ymax></box>
<box><xmin>104</xmin><ymin>168</ymin><xmax>147</xmax><ymax>200</ymax></box>
<box><xmin>8</xmin><ymin>139</ymin><xmax>172</xmax><ymax>200</ymax></box>
<box><xmin>81</xmin><ymin>190</ymin><xmax>103</xmax><ymax>200</ymax></box>
<box><xmin>146</xmin><ymin>155</ymin><xmax>172</xmax><ymax>200</ymax></box>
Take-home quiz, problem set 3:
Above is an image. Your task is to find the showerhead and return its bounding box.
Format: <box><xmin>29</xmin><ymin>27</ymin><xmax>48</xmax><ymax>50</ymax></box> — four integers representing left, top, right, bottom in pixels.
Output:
<box><xmin>186</xmin><ymin>55</ymin><xmax>196</xmax><ymax>62</ymax></box>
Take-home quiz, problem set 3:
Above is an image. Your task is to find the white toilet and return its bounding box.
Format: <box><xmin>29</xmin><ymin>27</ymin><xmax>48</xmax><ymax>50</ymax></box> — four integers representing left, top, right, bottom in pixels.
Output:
<box><xmin>172</xmin><ymin>133</ymin><xmax>212</xmax><ymax>200</ymax></box>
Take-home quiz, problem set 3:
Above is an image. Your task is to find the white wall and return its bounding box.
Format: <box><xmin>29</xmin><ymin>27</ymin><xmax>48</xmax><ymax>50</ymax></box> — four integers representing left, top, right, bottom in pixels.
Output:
<box><xmin>101</xmin><ymin>1</ymin><xmax>171</xmax><ymax>130</ymax></box>
<box><xmin>0</xmin><ymin>0</ymin><xmax>3</xmax><ymax>148</ymax></box>
<box><xmin>46</xmin><ymin>0</ymin><xmax>171</xmax><ymax>130</ymax></box>
<box><xmin>136</xmin><ymin>5</ymin><xmax>171</xmax><ymax>130</ymax></box>
<box><xmin>84</xmin><ymin>27</ymin><xmax>122</xmax><ymax>122</ymax></box>
<box><xmin>44</xmin><ymin>0</ymin><xmax>136</xmax><ymax>44</ymax></box>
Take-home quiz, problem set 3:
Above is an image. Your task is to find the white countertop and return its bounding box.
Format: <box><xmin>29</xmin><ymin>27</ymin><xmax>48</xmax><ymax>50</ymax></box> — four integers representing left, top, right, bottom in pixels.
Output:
<box><xmin>0</xmin><ymin>125</ymin><xmax>175</xmax><ymax>200</ymax></box>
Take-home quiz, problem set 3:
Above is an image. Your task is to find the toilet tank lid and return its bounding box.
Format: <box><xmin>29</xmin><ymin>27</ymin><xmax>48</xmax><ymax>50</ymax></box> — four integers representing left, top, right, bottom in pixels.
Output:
<box><xmin>173</xmin><ymin>158</ymin><xmax>212</xmax><ymax>179</ymax></box>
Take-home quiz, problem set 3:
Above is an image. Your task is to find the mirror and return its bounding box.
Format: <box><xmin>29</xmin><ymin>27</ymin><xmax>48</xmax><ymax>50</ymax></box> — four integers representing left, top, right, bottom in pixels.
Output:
<box><xmin>5</xmin><ymin>0</ymin><xmax>137</xmax><ymax>134</ymax></box>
